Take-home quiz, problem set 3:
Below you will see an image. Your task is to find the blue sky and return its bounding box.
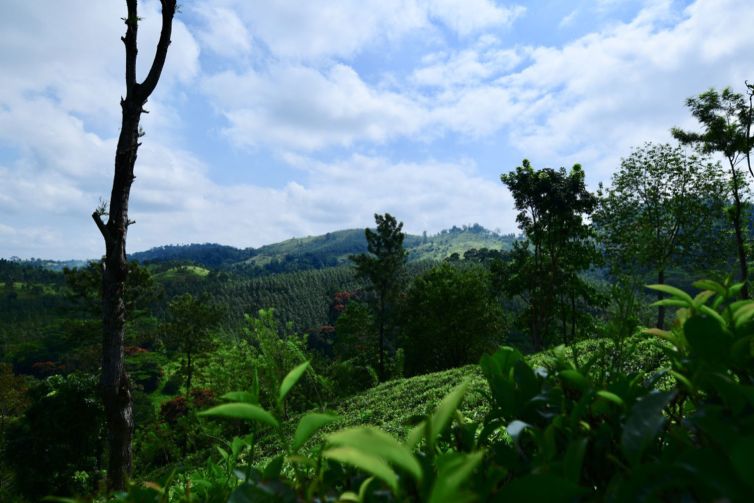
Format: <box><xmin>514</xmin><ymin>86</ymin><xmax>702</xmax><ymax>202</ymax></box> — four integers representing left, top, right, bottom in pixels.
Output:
<box><xmin>0</xmin><ymin>0</ymin><xmax>751</xmax><ymax>259</ymax></box>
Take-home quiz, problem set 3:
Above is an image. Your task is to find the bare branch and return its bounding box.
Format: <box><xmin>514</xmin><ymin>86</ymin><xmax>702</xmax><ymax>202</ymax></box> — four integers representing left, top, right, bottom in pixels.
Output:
<box><xmin>123</xmin><ymin>0</ymin><xmax>138</xmax><ymax>92</ymax></box>
<box><xmin>140</xmin><ymin>0</ymin><xmax>177</xmax><ymax>99</ymax></box>
<box><xmin>92</xmin><ymin>211</ymin><xmax>109</xmax><ymax>240</ymax></box>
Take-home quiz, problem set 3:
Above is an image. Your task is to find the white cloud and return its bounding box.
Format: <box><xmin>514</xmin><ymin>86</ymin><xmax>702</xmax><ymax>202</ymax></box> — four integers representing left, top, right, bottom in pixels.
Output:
<box><xmin>194</xmin><ymin>5</ymin><xmax>252</xmax><ymax>59</ymax></box>
<box><xmin>426</xmin><ymin>0</ymin><xmax>525</xmax><ymax>37</ymax></box>
<box><xmin>498</xmin><ymin>0</ymin><xmax>754</xmax><ymax>182</ymax></box>
<box><xmin>203</xmin><ymin>63</ymin><xmax>427</xmax><ymax>150</ymax></box>
<box><xmin>412</xmin><ymin>45</ymin><xmax>524</xmax><ymax>88</ymax></box>
<box><xmin>201</xmin><ymin>0</ymin><xmax>524</xmax><ymax>61</ymax></box>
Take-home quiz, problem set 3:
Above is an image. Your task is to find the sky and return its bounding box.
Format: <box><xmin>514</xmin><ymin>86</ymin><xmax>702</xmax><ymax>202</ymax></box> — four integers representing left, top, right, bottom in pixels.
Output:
<box><xmin>0</xmin><ymin>0</ymin><xmax>752</xmax><ymax>259</ymax></box>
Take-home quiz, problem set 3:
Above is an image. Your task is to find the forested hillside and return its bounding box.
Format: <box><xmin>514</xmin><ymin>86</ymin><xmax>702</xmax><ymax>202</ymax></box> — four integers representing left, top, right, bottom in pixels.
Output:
<box><xmin>2</xmin><ymin>1</ymin><xmax>753</xmax><ymax>502</ymax></box>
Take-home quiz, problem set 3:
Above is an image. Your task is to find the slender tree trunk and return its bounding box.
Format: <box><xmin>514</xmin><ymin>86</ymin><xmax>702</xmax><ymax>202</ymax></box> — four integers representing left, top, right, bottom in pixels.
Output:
<box><xmin>729</xmin><ymin>162</ymin><xmax>749</xmax><ymax>299</ymax></box>
<box><xmin>93</xmin><ymin>1</ymin><xmax>176</xmax><ymax>491</ymax></box>
<box><xmin>656</xmin><ymin>269</ymin><xmax>666</xmax><ymax>329</ymax></box>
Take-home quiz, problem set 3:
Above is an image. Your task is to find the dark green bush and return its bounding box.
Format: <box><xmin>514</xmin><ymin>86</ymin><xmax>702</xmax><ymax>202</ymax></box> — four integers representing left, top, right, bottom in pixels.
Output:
<box><xmin>5</xmin><ymin>373</ymin><xmax>104</xmax><ymax>500</ymax></box>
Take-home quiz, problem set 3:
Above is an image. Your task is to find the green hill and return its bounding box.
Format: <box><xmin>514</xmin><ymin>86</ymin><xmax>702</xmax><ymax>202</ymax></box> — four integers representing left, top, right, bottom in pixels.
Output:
<box><xmin>127</xmin><ymin>224</ymin><xmax>517</xmax><ymax>276</ymax></box>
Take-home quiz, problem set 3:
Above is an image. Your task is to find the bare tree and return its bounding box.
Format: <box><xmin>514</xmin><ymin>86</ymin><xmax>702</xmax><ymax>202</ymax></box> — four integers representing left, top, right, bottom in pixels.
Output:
<box><xmin>92</xmin><ymin>0</ymin><xmax>176</xmax><ymax>490</ymax></box>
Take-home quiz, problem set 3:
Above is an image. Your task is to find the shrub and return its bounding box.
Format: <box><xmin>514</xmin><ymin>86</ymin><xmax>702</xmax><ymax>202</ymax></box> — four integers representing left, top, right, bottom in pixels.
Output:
<box><xmin>4</xmin><ymin>373</ymin><xmax>104</xmax><ymax>500</ymax></box>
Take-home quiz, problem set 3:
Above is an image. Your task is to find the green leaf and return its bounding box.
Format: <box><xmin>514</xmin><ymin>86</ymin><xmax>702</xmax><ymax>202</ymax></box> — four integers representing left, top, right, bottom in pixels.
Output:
<box><xmin>685</xmin><ymin>315</ymin><xmax>730</xmax><ymax>363</ymax></box>
<box><xmin>496</xmin><ymin>474</ymin><xmax>585</xmax><ymax>502</ymax></box>
<box><xmin>699</xmin><ymin>305</ymin><xmax>726</xmax><ymax>327</ymax></box>
<box><xmin>199</xmin><ymin>403</ymin><xmax>278</xmax><ymax>428</ymax></box>
<box><xmin>692</xmin><ymin>290</ymin><xmax>715</xmax><ymax>307</ymax></box>
<box><xmin>733</xmin><ymin>302</ymin><xmax>754</xmax><ymax>327</ymax></box>
<box><xmin>650</xmin><ymin>298</ymin><xmax>691</xmax><ymax>308</ymax></box>
<box><xmin>324</xmin><ymin>446</ymin><xmax>398</xmax><ymax>492</ymax></box>
<box><xmin>429</xmin><ymin>381</ymin><xmax>468</xmax><ymax>445</ymax></box>
<box><xmin>263</xmin><ymin>455</ymin><xmax>284</xmax><ymax>479</ymax></box>
<box><xmin>292</xmin><ymin>413</ymin><xmax>338</xmax><ymax>452</ymax></box>
<box><xmin>729</xmin><ymin>282</ymin><xmax>745</xmax><ymax>298</ymax></box>
<box><xmin>646</xmin><ymin>284</ymin><xmax>693</xmax><ymax>304</ymax></box>
<box><xmin>563</xmin><ymin>438</ymin><xmax>588</xmax><ymax>483</ymax></box>
<box><xmin>405</xmin><ymin>420</ymin><xmax>426</xmax><ymax>450</ymax></box>
<box><xmin>337</xmin><ymin>491</ymin><xmax>359</xmax><ymax>502</ymax></box>
<box><xmin>279</xmin><ymin>361</ymin><xmax>310</xmax><ymax>404</ymax></box>
<box><xmin>327</xmin><ymin>427</ymin><xmax>422</xmax><ymax>481</ymax></box>
<box><xmin>559</xmin><ymin>369</ymin><xmax>590</xmax><ymax>392</ymax></box>
<box><xmin>596</xmin><ymin>390</ymin><xmax>624</xmax><ymax>407</ymax></box>
<box><xmin>221</xmin><ymin>391</ymin><xmax>257</xmax><ymax>403</ymax></box>
<box><xmin>428</xmin><ymin>451</ymin><xmax>484</xmax><ymax>503</ymax></box>
<box><xmin>621</xmin><ymin>391</ymin><xmax>674</xmax><ymax>465</ymax></box>
<box><xmin>693</xmin><ymin>279</ymin><xmax>725</xmax><ymax>295</ymax></box>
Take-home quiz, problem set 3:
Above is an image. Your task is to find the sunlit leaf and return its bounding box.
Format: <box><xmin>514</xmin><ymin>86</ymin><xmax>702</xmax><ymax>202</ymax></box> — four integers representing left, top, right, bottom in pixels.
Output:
<box><xmin>198</xmin><ymin>403</ymin><xmax>278</xmax><ymax>428</ymax></box>
<box><xmin>292</xmin><ymin>413</ymin><xmax>338</xmax><ymax>452</ymax></box>
<box><xmin>646</xmin><ymin>284</ymin><xmax>693</xmax><ymax>304</ymax></box>
<box><xmin>428</xmin><ymin>451</ymin><xmax>484</xmax><ymax>503</ymax></box>
<box><xmin>327</xmin><ymin>427</ymin><xmax>422</xmax><ymax>481</ymax></box>
<box><xmin>279</xmin><ymin>361</ymin><xmax>310</xmax><ymax>404</ymax></box>
<box><xmin>221</xmin><ymin>391</ymin><xmax>257</xmax><ymax>403</ymax></box>
<box><xmin>693</xmin><ymin>279</ymin><xmax>725</xmax><ymax>295</ymax></box>
<box><xmin>596</xmin><ymin>390</ymin><xmax>624</xmax><ymax>407</ymax></box>
<box><xmin>429</xmin><ymin>381</ymin><xmax>468</xmax><ymax>445</ymax></box>
<box><xmin>324</xmin><ymin>447</ymin><xmax>398</xmax><ymax>492</ymax></box>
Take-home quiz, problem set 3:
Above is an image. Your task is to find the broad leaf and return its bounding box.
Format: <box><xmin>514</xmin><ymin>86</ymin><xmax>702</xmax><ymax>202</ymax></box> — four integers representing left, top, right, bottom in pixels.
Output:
<box><xmin>292</xmin><ymin>413</ymin><xmax>338</xmax><ymax>452</ymax></box>
<box><xmin>428</xmin><ymin>451</ymin><xmax>484</xmax><ymax>503</ymax></box>
<box><xmin>327</xmin><ymin>427</ymin><xmax>422</xmax><ymax>481</ymax></box>
<box><xmin>646</xmin><ymin>284</ymin><xmax>693</xmax><ymax>304</ymax></box>
<box><xmin>324</xmin><ymin>446</ymin><xmax>398</xmax><ymax>492</ymax></box>
<box><xmin>621</xmin><ymin>391</ymin><xmax>674</xmax><ymax>465</ymax></box>
<box><xmin>279</xmin><ymin>361</ymin><xmax>310</xmax><ymax>404</ymax></box>
<box><xmin>221</xmin><ymin>391</ymin><xmax>257</xmax><ymax>403</ymax></box>
<box><xmin>199</xmin><ymin>403</ymin><xmax>278</xmax><ymax>428</ymax></box>
<box><xmin>429</xmin><ymin>381</ymin><xmax>468</xmax><ymax>445</ymax></box>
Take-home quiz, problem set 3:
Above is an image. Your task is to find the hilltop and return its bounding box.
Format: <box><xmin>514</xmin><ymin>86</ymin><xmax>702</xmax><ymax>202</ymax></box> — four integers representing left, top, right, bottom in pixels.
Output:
<box><xmin>128</xmin><ymin>224</ymin><xmax>517</xmax><ymax>275</ymax></box>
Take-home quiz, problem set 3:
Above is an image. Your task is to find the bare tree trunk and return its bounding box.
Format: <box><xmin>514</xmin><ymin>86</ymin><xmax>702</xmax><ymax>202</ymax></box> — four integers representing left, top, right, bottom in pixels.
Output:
<box><xmin>93</xmin><ymin>0</ymin><xmax>176</xmax><ymax>491</ymax></box>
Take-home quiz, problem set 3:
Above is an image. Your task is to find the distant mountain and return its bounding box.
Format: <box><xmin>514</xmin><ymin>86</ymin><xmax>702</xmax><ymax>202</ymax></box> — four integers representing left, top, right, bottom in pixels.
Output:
<box><xmin>128</xmin><ymin>243</ymin><xmax>253</xmax><ymax>267</ymax></box>
<box><xmin>129</xmin><ymin>224</ymin><xmax>517</xmax><ymax>274</ymax></box>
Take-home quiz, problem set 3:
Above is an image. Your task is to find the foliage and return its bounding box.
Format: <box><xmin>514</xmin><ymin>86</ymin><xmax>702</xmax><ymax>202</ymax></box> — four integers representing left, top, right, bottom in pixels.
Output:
<box><xmin>4</xmin><ymin>373</ymin><xmax>104</xmax><ymax>500</ymax></box>
<box><xmin>351</xmin><ymin>213</ymin><xmax>409</xmax><ymax>380</ymax></box>
<box><xmin>400</xmin><ymin>262</ymin><xmax>505</xmax><ymax>376</ymax></box>
<box><xmin>501</xmin><ymin>160</ymin><xmax>599</xmax><ymax>349</ymax></box>
<box><xmin>672</xmin><ymin>84</ymin><xmax>754</xmax><ymax>297</ymax></box>
<box><xmin>241</xmin><ymin>309</ymin><xmax>328</xmax><ymax>416</ymax></box>
<box><xmin>594</xmin><ymin>142</ymin><xmax>728</xmax><ymax>327</ymax></box>
<box><xmin>162</xmin><ymin>293</ymin><xmax>223</xmax><ymax>394</ymax></box>
<box><xmin>333</xmin><ymin>300</ymin><xmax>375</xmax><ymax>365</ymax></box>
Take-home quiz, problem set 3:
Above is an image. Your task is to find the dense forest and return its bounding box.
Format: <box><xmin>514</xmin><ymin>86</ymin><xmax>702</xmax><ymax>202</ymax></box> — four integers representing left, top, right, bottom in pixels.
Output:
<box><xmin>2</xmin><ymin>1</ymin><xmax>754</xmax><ymax>502</ymax></box>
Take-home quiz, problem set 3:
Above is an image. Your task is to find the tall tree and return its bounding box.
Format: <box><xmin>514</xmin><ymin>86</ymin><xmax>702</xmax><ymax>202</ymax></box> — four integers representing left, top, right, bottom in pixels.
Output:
<box><xmin>501</xmin><ymin>160</ymin><xmax>597</xmax><ymax>350</ymax></box>
<box><xmin>400</xmin><ymin>262</ymin><xmax>504</xmax><ymax>376</ymax></box>
<box><xmin>163</xmin><ymin>293</ymin><xmax>222</xmax><ymax>396</ymax></box>
<box><xmin>594</xmin><ymin>143</ymin><xmax>727</xmax><ymax>328</ymax></box>
<box><xmin>92</xmin><ymin>0</ymin><xmax>177</xmax><ymax>490</ymax></box>
<box><xmin>350</xmin><ymin>213</ymin><xmax>407</xmax><ymax>381</ymax></box>
<box><xmin>672</xmin><ymin>84</ymin><xmax>754</xmax><ymax>298</ymax></box>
